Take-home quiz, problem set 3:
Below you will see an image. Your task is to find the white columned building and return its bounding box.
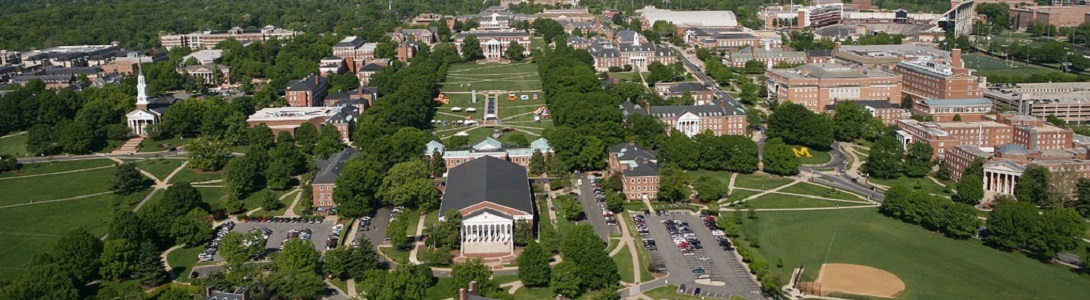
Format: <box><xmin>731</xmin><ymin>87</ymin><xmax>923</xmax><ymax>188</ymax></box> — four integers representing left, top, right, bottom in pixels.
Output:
<box><xmin>124</xmin><ymin>66</ymin><xmax>163</xmax><ymax>137</ymax></box>
<box><xmin>439</xmin><ymin>156</ymin><xmax>534</xmax><ymax>257</ymax></box>
<box><xmin>982</xmin><ymin>160</ymin><xmax>1025</xmax><ymax>200</ymax></box>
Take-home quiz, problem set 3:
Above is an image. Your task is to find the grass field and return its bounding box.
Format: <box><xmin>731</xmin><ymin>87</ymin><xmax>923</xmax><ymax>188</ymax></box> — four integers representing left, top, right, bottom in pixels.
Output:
<box><xmin>744</xmin><ymin>193</ymin><xmax>870</xmax><ymax>209</ymax></box>
<box><xmin>795</xmin><ymin>147</ymin><xmax>831</xmax><ymax>165</ymax></box>
<box><xmin>132</xmin><ymin>158</ymin><xmax>185</xmax><ymax>181</ymax></box>
<box><xmin>612</xmin><ymin>243</ymin><xmax>635</xmax><ymax>283</ymax></box>
<box><xmin>441</xmin><ymin>63</ymin><xmax>542</xmax><ymax>92</ymax></box>
<box><xmin>743</xmin><ymin>209</ymin><xmax>1090</xmax><ymax>299</ymax></box>
<box><xmin>868</xmin><ymin>176</ymin><xmax>950</xmax><ymax>197</ymax></box>
<box><xmin>728</xmin><ymin>189</ymin><xmax>761</xmax><ymax>202</ymax></box>
<box><xmin>0</xmin><ymin>167</ymin><xmax>115</xmax><ymax>206</ymax></box>
<box><xmin>0</xmin><ymin>159</ymin><xmax>115</xmax><ymax>178</ymax></box>
<box><xmin>0</xmin><ymin>133</ymin><xmax>30</xmax><ymax>157</ymax></box>
<box><xmin>166</xmin><ymin>246</ymin><xmax>203</xmax><ymax>281</ymax></box>
<box><xmin>0</xmin><ymin>194</ymin><xmax>116</xmax><ymax>279</ymax></box>
<box><xmin>734</xmin><ymin>173</ymin><xmax>795</xmax><ymax>190</ymax></box>
<box><xmin>778</xmin><ymin>182</ymin><xmax>865</xmax><ymax>201</ymax></box>
<box><xmin>424</xmin><ymin>277</ymin><xmax>456</xmax><ymax>300</ymax></box>
<box><xmin>139</xmin><ymin>135</ymin><xmax>190</xmax><ymax>152</ymax></box>
<box><xmin>170</xmin><ymin>166</ymin><xmax>226</xmax><ymax>184</ymax></box>
<box><xmin>962</xmin><ymin>53</ymin><xmax>1064</xmax><ymax>79</ymax></box>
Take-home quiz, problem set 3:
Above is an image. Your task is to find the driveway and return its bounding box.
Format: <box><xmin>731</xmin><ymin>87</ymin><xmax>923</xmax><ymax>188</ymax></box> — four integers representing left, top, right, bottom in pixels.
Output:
<box><xmin>574</xmin><ymin>173</ymin><xmax>618</xmax><ymax>242</ymax></box>
<box><xmin>642</xmin><ymin>211</ymin><xmax>765</xmax><ymax>300</ymax></box>
<box><xmin>356</xmin><ymin>207</ymin><xmax>392</xmax><ymax>248</ymax></box>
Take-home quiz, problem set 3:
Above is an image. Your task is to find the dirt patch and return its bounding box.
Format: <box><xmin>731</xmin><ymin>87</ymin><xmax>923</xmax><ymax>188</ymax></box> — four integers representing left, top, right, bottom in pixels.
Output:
<box><xmin>815</xmin><ymin>263</ymin><xmax>905</xmax><ymax>298</ymax></box>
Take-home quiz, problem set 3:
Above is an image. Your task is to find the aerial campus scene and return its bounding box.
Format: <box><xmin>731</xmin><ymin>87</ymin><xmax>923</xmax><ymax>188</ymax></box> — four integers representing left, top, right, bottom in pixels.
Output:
<box><xmin>2</xmin><ymin>0</ymin><xmax>1090</xmax><ymax>299</ymax></box>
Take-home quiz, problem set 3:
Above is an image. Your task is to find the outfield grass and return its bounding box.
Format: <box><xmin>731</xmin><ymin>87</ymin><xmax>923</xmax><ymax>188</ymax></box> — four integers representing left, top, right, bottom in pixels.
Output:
<box><xmin>744</xmin><ymin>209</ymin><xmax>1090</xmax><ymax>300</ymax></box>
<box><xmin>0</xmin><ymin>159</ymin><xmax>115</xmax><ymax>178</ymax></box>
<box><xmin>963</xmin><ymin>53</ymin><xmax>1065</xmax><ymax>79</ymax></box>
<box><xmin>0</xmin><ymin>167</ymin><xmax>115</xmax><ymax>206</ymax></box>
<box><xmin>0</xmin><ymin>133</ymin><xmax>30</xmax><ymax>157</ymax></box>
<box><xmin>0</xmin><ymin>194</ymin><xmax>116</xmax><ymax>279</ymax></box>
<box><xmin>734</xmin><ymin>173</ymin><xmax>795</xmax><ymax>190</ymax></box>
<box><xmin>744</xmin><ymin>193</ymin><xmax>870</xmax><ymax>209</ymax></box>
<box><xmin>868</xmin><ymin>176</ymin><xmax>950</xmax><ymax>197</ymax></box>
<box><xmin>132</xmin><ymin>158</ymin><xmax>185</xmax><ymax>181</ymax></box>
<box><xmin>778</xmin><ymin>182</ymin><xmax>865</xmax><ymax>201</ymax></box>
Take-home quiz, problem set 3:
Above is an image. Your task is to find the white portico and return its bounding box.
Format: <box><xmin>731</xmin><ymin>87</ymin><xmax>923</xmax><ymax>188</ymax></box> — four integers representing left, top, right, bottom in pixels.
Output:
<box><xmin>982</xmin><ymin>160</ymin><xmax>1024</xmax><ymax>199</ymax></box>
<box><xmin>125</xmin><ymin>65</ymin><xmax>179</xmax><ymax>136</ymax></box>
<box><xmin>440</xmin><ymin>156</ymin><xmax>534</xmax><ymax>257</ymax></box>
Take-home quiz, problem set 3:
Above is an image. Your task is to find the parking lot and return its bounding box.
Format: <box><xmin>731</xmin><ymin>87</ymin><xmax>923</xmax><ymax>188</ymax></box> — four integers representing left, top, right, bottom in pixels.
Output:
<box><xmin>211</xmin><ymin>217</ymin><xmax>340</xmax><ymax>262</ymax></box>
<box><xmin>641</xmin><ymin>211</ymin><xmax>765</xmax><ymax>299</ymax></box>
<box><xmin>575</xmin><ymin>173</ymin><xmax>620</xmax><ymax>242</ymax></box>
<box><xmin>355</xmin><ymin>207</ymin><xmax>392</xmax><ymax>248</ymax></box>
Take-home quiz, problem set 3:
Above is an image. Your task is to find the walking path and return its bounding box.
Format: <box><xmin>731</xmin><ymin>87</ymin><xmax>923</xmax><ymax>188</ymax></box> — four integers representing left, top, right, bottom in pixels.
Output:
<box><xmin>499</xmin><ymin>280</ymin><xmax>524</xmax><ymax>294</ymax></box>
<box><xmin>726</xmin><ymin>179</ymin><xmax>805</xmax><ymax>205</ymax></box>
<box><xmin>282</xmin><ymin>190</ymin><xmax>304</xmax><ymax>217</ymax></box>
<box><xmin>408</xmin><ymin>213</ymin><xmax>427</xmax><ymax>264</ymax></box>
<box><xmin>613</xmin><ymin>214</ymin><xmax>642</xmax><ymax>284</ymax></box>
<box><xmin>160</xmin><ymin>244</ymin><xmax>183</xmax><ymax>271</ymax></box>
<box><xmin>133</xmin><ymin>161</ymin><xmax>190</xmax><ymax>212</ymax></box>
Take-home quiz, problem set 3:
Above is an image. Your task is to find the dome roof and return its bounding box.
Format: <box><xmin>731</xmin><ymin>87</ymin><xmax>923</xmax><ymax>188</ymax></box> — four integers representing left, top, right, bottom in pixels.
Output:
<box><xmin>997</xmin><ymin>143</ymin><xmax>1029</xmax><ymax>156</ymax></box>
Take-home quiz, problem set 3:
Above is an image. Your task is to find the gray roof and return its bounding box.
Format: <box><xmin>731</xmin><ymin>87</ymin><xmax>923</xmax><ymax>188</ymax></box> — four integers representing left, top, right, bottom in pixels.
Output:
<box><xmin>610</xmin><ymin>142</ymin><xmax>657</xmax><ymax>160</ymax></box>
<box><xmin>287</xmin><ymin>74</ymin><xmax>329</xmax><ymax>92</ymax></box>
<box><xmin>147</xmin><ymin>96</ymin><xmax>180</xmax><ymax>115</ymax></box>
<box><xmin>440</xmin><ymin>156</ymin><xmax>533</xmax><ymax>216</ymax></box>
<box><xmin>626</xmin><ymin>160</ymin><xmax>659</xmax><ymax>177</ymax></box>
<box><xmin>921</xmin><ymin>98</ymin><xmax>991</xmax><ymax>107</ymax></box>
<box><xmin>313</xmin><ymin>147</ymin><xmax>358</xmax><ymax>184</ymax></box>
<box><xmin>997</xmin><ymin>143</ymin><xmax>1029</xmax><ymax>156</ymax></box>
<box><xmin>667</xmin><ymin>82</ymin><xmax>708</xmax><ymax>93</ymax></box>
<box><xmin>854</xmin><ymin>100</ymin><xmax>900</xmax><ymax>109</ymax></box>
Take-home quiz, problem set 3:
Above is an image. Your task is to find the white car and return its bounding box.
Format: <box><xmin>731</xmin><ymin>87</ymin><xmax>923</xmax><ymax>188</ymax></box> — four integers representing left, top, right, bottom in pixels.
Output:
<box><xmin>698</xmin><ymin>256</ymin><xmax>711</xmax><ymax>261</ymax></box>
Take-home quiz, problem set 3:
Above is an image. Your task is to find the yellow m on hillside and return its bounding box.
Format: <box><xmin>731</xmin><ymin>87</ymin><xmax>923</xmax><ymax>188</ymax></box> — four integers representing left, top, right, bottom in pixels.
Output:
<box><xmin>792</xmin><ymin>147</ymin><xmax>812</xmax><ymax>158</ymax></box>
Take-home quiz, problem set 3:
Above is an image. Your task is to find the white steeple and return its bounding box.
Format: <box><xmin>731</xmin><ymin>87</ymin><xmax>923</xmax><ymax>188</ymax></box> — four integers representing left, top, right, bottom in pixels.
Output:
<box><xmin>632</xmin><ymin>33</ymin><xmax>640</xmax><ymax>46</ymax></box>
<box><xmin>136</xmin><ymin>63</ymin><xmax>148</xmax><ymax>107</ymax></box>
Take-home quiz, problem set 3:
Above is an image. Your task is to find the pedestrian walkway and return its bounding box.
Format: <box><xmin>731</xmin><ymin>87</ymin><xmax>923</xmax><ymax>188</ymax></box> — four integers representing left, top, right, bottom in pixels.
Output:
<box><xmin>112</xmin><ymin>137</ymin><xmax>144</xmax><ymax>154</ymax></box>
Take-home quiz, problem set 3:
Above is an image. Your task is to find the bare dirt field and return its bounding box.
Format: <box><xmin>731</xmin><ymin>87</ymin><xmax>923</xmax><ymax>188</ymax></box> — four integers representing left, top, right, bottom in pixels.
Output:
<box><xmin>815</xmin><ymin>263</ymin><xmax>905</xmax><ymax>298</ymax></box>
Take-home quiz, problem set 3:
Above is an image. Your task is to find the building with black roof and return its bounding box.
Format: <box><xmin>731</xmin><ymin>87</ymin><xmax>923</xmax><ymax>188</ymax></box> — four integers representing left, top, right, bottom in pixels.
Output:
<box><xmin>311</xmin><ymin>147</ymin><xmax>358</xmax><ymax>215</ymax></box>
<box><xmin>620</xmin><ymin>98</ymin><xmax>748</xmax><ymax>137</ymax></box>
<box><xmin>608</xmin><ymin>142</ymin><xmax>661</xmax><ymax>200</ymax></box>
<box><xmin>440</xmin><ymin>156</ymin><xmax>533</xmax><ymax>257</ymax></box>
<box><xmin>285</xmin><ymin>74</ymin><xmax>330</xmax><ymax>107</ymax></box>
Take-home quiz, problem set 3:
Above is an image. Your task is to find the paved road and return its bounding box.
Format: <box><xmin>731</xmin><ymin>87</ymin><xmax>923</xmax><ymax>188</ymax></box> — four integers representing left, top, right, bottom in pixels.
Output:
<box><xmin>574</xmin><ymin>173</ymin><xmax>616</xmax><ymax>243</ymax></box>
<box><xmin>799</xmin><ymin>142</ymin><xmax>885</xmax><ymax>201</ymax></box>
<box><xmin>639</xmin><ymin>212</ymin><xmax>765</xmax><ymax>300</ymax></box>
<box><xmin>18</xmin><ymin>150</ymin><xmax>188</xmax><ymax>163</ymax></box>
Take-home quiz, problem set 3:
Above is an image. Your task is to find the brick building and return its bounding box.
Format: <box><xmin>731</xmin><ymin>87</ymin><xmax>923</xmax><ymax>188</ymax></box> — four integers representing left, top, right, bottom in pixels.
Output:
<box><xmin>723</xmin><ymin>46</ymin><xmax>807</xmax><ymax>68</ymax></box>
<box><xmin>912</xmin><ymin>98</ymin><xmax>993</xmax><ymax>122</ymax></box>
<box><xmin>246</xmin><ymin>105</ymin><xmax>358</xmax><ymax>143</ymax></box>
<box><xmin>621</xmin><ymin>98</ymin><xmax>749</xmax><ymax>137</ymax></box>
<box><xmin>332</xmin><ymin>36</ymin><xmax>376</xmax><ymax>73</ymax></box>
<box><xmin>285</xmin><ymin>74</ymin><xmax>330</xmax><ymax>107</ymax></box>
<box><xmin>765</xmin><ymin>63</ymin><xmax>902</xmax><ymax>112</ymax></box>
<box><xmin>1010</xmin><ymin>5</ymin><xmax>1090</xmax><ymax>30</ymax></box>
<box><xmin>160</xmin><ymin>26</ymin><xmax>301</xmax><ymax>50</ymax></box>
<box><xmin>608</xmin><ymin>143</ymin><xmax>661</xmax><ymax>201</ymax></box>
<box><xmin>895</xmin><ymin>119</ymin><xmax>1014</xmax><ymax>159</ymax></box>
<box><xmin>825</xmin><ymin>100</ymin><xmax>908</xmax><ymax>126</ymax></box>
<box><xmin>452</xmin><ymin>30</ymin><xmax>531</xmax><ymax>60</ymax></box>
<box><xmin>894</xmin><ymin>49</ymin><xmax>983</xmax><ymax>100</ymax></box>
<box><xmin>587</xmin><ymin>32</ymin><xmax>677</xmax><ymax>71</ymax></box>
<box><xmin>311</xmin><ymin>147</ymin><xmax>358</xmax><ymax>215</ymax></box>
<box><xmin>423</xmin><ymin>137</ymin><xmax>553</xmax><ymax>172</ymax></box>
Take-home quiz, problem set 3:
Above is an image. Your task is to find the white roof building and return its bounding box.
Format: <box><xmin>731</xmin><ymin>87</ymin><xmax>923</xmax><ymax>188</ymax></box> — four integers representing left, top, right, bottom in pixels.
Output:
<box><xmin>636</xmin><ymin>6</ymin><xmax>738</xmax><ymax>28</ymax></box>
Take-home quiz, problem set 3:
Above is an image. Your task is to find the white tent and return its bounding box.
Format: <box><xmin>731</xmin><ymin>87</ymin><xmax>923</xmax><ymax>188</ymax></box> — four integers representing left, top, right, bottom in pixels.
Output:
<box><xmin>451</xmin><ymin>107</ymin><xmax>463</xmax><ymax>112</ymax></box>
<box><xmin>466</xmin><ymin>107</ymin><xmax>478</xmax><ymax>112</ymax></box>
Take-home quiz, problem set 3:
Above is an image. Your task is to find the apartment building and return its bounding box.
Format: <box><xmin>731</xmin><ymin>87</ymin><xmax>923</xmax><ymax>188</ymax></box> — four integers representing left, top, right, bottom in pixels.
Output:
<box><xmin>285</xmin><ymin>74</ymin><xmax>330</xmax><ymax>107</ymax></box>
<box><xmin>160</xmin><ymin>26</ymin><xmax>300</xmax><ymax>50</ymax></box>
<box><xmin>765</xmin><ymin>63</ymin><xmax>902</xmax><ymax>112</ymax></box>
<box><xmin>608</xmin><ymin>143</ymin><xmax>661</xmax><ymax>201</ymax></box>
<box><xmin>620</xmin><ymin>98</ymin><xmax>749</xmax><ymax>137</ymax></box>
<box><xmin>895</xmin><ymin>49</ymin><xmax>983</xmax><ymax>100</ymax></box>
<box><xmin>246</xmin><ymin>105</ymin><xmax>358</xmax><ymax>143</ymax></box>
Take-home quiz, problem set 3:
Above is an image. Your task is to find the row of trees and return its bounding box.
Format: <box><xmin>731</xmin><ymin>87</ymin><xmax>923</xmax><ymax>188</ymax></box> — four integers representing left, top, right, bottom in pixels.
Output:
<box><xmin>767</xmin><ymin>102</ymin><xmax>835</xmax><ymax>151</ymax></box>
<box><xmin>659</xmin><ymin>130</ymin><xmax>759</xmax><ymax>173</ymax></box>
<box><xmin>879</xmin><ymin>186</ymin><xmax>981</xmax><ymax>239</ymax></box>
<box><xmin>866</xmin><ymin>137</ymin><xmax>934</xmax><ymax>180</ymax></box>
<box><xmin>517</xmin><ymin>224</ymin><xmax>620</xmax><ymax>299</ymax></box>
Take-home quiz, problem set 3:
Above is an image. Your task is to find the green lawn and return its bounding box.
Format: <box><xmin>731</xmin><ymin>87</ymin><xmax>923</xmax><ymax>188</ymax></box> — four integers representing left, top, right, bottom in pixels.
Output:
<box><xmin>0</xmin><ymin>167</ymin><xmax>115</xmax><ymax>206</ymax></box>
<box><xmin>778</xmin><ymin>182</ymin><xmax>865</xmax><ymax>201</ymax></box>
<box><xmin>441</xmin><ymin>62</ymin><xmax>542</xmax><ymax>92</ymax></box>
<box><xmin>734</xmin><ymin>173</ymin><xmax>795</xmax><ymax>190</ymax></box>
<box><xmin>249</xmin><ymin>190</ymin><xmax>298</xmax><ymax>216</ymax></box>
<box><xmin>744</xmin><ymin>193</ymin><xmax>870</xmax><ymax>209</ymax></box>
<box><xmin>380</xmin><ymin>247</ymin><xmax>410</xmax><ymax>265</ymax></box>
<box><xmin>166</xmin><ymin>246</ymin><xmax>204</xmax><ymax>281</ymax></box>
<box><xmin>0</xmin><ymin>133</ymin><xmax>30</xmax><ymax>157</ymax></box>
<box><xmin>196</xmin><ymin>187</ymin><xmax>227</xmax><ymax>209</ymax></box>
<box><xmin>537</xmin><ymin>198</ymin><xmax>553</xmax><ymax>228</ymax></box>
<box><xmin>171</xmin><ymin>167</ymin><xmax>225</xmax><ymax>184</ymax></box>
<box><xmin>868</xmin><ymin>176</ymin><xmax>950</xmax><ymax>197</ymax></box>
<box><xmin>132</xmin><ymin>158</ymin><xmax>185</xmax><ymax>181</ymax></box>
<box><xmin>612</xmin><ymin>243</ymin><xmax>635</xmax><ymax>283</ymax></box>
<box><xmin>962</xmin><ymin>53</ymin><xmax>1068</xmax><ymax>80</ymax></box>
<box><xmin>728</xmin><ymin>189</ymin><xmax>762</xmax><ymax>202</ymax></box>
<box><xmin>242</xmin><ymin>187</ymin><xmax>296</xmax><ymax>215</ymax></box>
<box><xmin>794</xmin><ymin>147</ymin><xmax>831</xmax><ymax>165</ymax></box>
<box><xmin>607</xmin><ymin>71</ymin><xmax>647</xmax><ymax>83</ymax></box>
<box><xmin>329</xmin><ymin>278</ymin><xmax>349</xmax><ymax>294</ymax></box>
<box><xmin>0</xmin><ymin>193</ymin><xmax>116</xmax><ymax>279</ymax></box>
<box><xmin>0</xmin><ymin>159</ymin><xmax>115</xmax><ymax>178</ymax></box>
<box><xmin>424</xmin><ymin>277</ymin><xmax>456</xmax><ymax>300</ymax></box>
<box><xmin>139</xmin><ymin>135</ymin><xmax>190</xmax><ymax>152</ymax></box>
<box><xmin>402</xmin><ymin>209</ymin><xmax>422</xmax><ymax>237</ymax></box>
<box><xmin>744</xmin><ymin>209</ymin><xmax>1090</xmax><ymax>300</ymax></box>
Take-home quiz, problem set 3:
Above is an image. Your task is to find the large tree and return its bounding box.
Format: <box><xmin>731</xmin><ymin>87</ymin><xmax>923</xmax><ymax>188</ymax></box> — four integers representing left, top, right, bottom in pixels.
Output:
<box><xmin>551</xmin><ymin>260</ymin><xmax>583</xmax><ymax>298</ymax></box>
<box><xmin>219</xmin><ymin>231</ymin><xmax>264</xmax><ymax>265</ymax></box>
<box><xmin>660</xmin><ymin>130</ymin><xmax>699</xmax><ymax>169</ymax></box>
<box><xmin>693</xmin><ymin>175</ymin><xmax>728</xmax><ymax>203</ymax></box>
<box><xmin>903</xmin><ymin>142</ymin><xmax>934</xmax><ymax>178</ymax></box>
<box><xmin>560</xmin><ymin>224</ymin><xmax>619</xmax><ymax>291</ymax></box>
<box><xmin>461</xmin><ymin>35</ymin><xmax>484</xmax><ymax>61</ymax></box>
<box><xmin>226</xmin><ymin>149</ymin><xmax>267</xmax><ymax>197</ymax></box>
<box><xmin>762</xmin><ymin>138</ymin><xmax>800</xmax><ymax>176</ymax></box>
<box><xmin>657</xmin><ymin>163</ymin><xmax>689</xmax><ymax>202</ymax></box>
<box><xmin>767</xmin><ymin>102</ymin><xmax>835</xmax><ymax>150</ymax></box>
<box><xmin>529</xmin><ymin>150</ymin><xmax>547</xmax><ymax>176</ymax></box>
<box><xmin>187</xmin><ymin>138</ymin><xmax>231</xmax><ymax>171</ymax></box>
<box><xmin>866</xmin><ymin>135</ymin><xmax>905</xmax><ymax>179</ymax></box>
<box><xmin>1075</xmin><ymin>178</ymin><xmax>1090</xmax><ymax>218</ymax></box>
<box><xmin>313</xmin><ymin>125</ymin><xmax>346</xmax><ymax>159</ymax></box>
<box><xmin>99</xmin><ymin>239</ymin><xmax>139</xmax><ymax>281</ymax></box>
<box><xmin>110</xmin><ymin>163</ymin><xmax>152</xmax><ymax>195</ymax></box>
<box><xmin>295</xmin><ymin>122</ymin><xmax>320</xmax><ymax>155</ymax></box>
<box><xmin>50</xmin><ymin>228</ymin><xmax>104</xmax><ymax>282</ymax></box>
<box><xmin>378</xmin><ymin>160</ymin><xmax>440</xmax><ymax>209</ymax></box>
<box><xmin>505</xmin><ymin>40</ymin><xmax>526</xmax><ymax>60</ymax></box>
<box><xmin>953</xmin><ymin>174</ymin><xmax>984</xmax><ymax>205</ymax></box>
<box><xmin>275</xmin><ymin>238</ymin><xmax>320</xmax><ymax>272</ymax></box>
<box><xmin>985</xmin><ymin>201</ymin><xmax>1041</xmax><ymax>250</ymax></box>
<box><xmin>518</xmin><ymin>241</ymin><xmax>551</xmax><ymax>287</ymax></box>
<box><xmin>451</xmin><ymin>258</ymin><xmax>498</xmax><ymax>295</ymax></box>
<box><xmin>832</xmin><ymin>101</ymin><xmax>873</xmax><ymax>141</ymax></box>
<box><xmin>1015</xmin><ymin>165</ymin><xmax>1051</xmax><ymax>205</ymax></box>
<box><xmin>1030</xmin><ymin>208</ymin><xmax>1086</xmax><ymax>258</ymax></box>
